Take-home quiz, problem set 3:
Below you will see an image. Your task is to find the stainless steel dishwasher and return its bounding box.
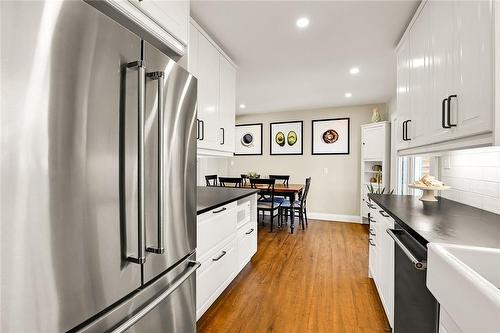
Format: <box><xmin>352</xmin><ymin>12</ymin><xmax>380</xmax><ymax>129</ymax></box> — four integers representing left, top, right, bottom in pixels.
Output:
<box><xmin>387</xmin><ymin>224</ymin><xmax>439</xmax><ymax>333</ymax></box>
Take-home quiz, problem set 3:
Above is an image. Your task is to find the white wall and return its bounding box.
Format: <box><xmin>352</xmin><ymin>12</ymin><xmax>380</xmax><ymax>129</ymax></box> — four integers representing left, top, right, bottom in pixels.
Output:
<box><xmin>441</xmin><ymin>147</ymin><xmax>500</xmax><ymax>214</ymax></box>
<box><xmin>229</xmin><ymin>104</ymin><xmax>386</xmax><ymax>221</ymax></box>
<box><xmin>197</xmin><ymin>157</ymin><xmax>229</xmax><ymax>186</ymax></box>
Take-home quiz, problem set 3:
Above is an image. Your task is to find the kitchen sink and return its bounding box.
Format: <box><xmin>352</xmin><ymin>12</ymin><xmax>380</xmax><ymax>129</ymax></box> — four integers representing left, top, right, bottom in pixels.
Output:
<box><xmin>427</xmin><ymin>243</ymin><xmax>500</xmax><ymax>332</ymax></box>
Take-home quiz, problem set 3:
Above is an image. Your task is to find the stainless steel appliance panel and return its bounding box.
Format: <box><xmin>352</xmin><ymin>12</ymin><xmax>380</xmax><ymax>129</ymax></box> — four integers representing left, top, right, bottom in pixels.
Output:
<box><xmin>142</xmin><ymin>42</ymin><xmax>197</xmax><ymax>282</ymax></box>
<box><xmin>1</xmin><ymin>1</ymin><xmax>143</xmax><ymax>331</ymax></box>
<box><xmin>74</xmin><ymin>254</ymin><xmax>198</xmax><ymax>333</ymax></box>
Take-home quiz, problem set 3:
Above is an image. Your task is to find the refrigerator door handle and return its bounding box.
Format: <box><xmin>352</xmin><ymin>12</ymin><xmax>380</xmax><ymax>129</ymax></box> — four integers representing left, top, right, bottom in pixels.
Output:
<box><xmin>146</xmin><ymin>71</ymin><xmax>165</xmax><ymax>255</ymax></box>
<box><xmin>109</xmin><ymin>260</ymin><xmax>201</xmax><ymax>333</ymax></box>
<box><xmin>127</xmin><ymin>60</ymin><xmax>147</xmax><ymax>265</ymax></box>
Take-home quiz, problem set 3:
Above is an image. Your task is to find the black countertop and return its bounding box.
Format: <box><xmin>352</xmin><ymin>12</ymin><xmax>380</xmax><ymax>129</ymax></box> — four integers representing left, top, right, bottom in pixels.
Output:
<box><xmin>369</xmin><ymin>194</ymin><xmax>500</xmax><ymax>248</ymax></box>
<box><xmin>197</xmin><ymin>187</ymin><xmax>259</xmax><ymax>215</ymax></box>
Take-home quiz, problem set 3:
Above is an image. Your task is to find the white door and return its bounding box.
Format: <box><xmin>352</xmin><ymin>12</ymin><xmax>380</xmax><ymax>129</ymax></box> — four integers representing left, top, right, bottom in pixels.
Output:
<box><xmin>218</xmin><ymin>55</ymin><xmax>236</xmax><ymax>153</ymax></box>
<box><xmin>451</xmin><ymin>0</ymin><xmax>493</xmax><ymax>139</ymax></box>
<box><xmin>396</xmin><ymin>37</ymin><xmax>411</xmax><ymax>151</ymax></box>
<box><xmin>197</xmin><ymin>32</ymin><xmax>220</xmax><ymax>149</ymax></box>
<box><xmin>427</xmin><ymin>0</ymin><xmax>455</xmax><ymax>144</ymax></box>
<box><xmin>409</xmin><ymin>4</ymin><xmax>432</xmax><ymax>148</ymax></box>
<box><xmin>362</xmin><ymin>125</ymin><xmax>384</xmax><ymax>160</ymax></box>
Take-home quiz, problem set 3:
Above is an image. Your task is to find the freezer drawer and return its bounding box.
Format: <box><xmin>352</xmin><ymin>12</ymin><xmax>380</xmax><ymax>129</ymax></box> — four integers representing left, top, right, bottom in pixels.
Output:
<box><xmin>73</xmin><ymin>254</ymin><xmax>199</xmax><ymax>333</ymax></box>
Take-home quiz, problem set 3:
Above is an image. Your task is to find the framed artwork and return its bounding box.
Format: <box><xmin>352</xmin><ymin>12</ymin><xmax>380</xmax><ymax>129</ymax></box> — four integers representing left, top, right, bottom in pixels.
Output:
<box><xmin>311</xmin><ymin>117</ymin><xmax>350</xmax><ymax>155</ymax></box>
<box><xmin>235</xmin><ymin>123</ymin><xmax>263</xmax><ymax>155</ymax></box>
<box><xmin>270</xmin><ymin>121</ymin><xmax>303</xmax><ymax>155</ymax></box>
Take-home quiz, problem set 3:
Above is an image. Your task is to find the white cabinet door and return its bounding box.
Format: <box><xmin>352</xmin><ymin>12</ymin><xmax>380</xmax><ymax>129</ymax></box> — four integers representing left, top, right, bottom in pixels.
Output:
<box><xmin>362</xmin><ymin>125</ymin><xmax>384</xmax><ymax>160</ymax></box>
<box><xmin>218</xmin><ymin>55</ymin><xmax>236</xmax><ymax>153</ymax></box>
<box><xmin>381</xmin><ymin>215</ymin><xmax>395</xmax><ymax>327</ymax></box>
<box><xmin>197</xmin><ymin>33</ymin><xmax>220</xmax><ymax>149</ymax></box>
<box><xmin>451</xmin><ymin>0</ymin><xmax>493</xmax><ymax>139</ymax></box>
<box><xmin>409</xmin><ymin>4</ymin><xmax>432</xmax><ymax>147</ymax></box>
<box><xmin>188</xmin><ymin>23</ymin><xmax>199</xmax><ymax>77</ymax></box>
<box><xmin>396</xmin><ymin>37</ymin><xmax>411</xmax><ymax>151</ymax></box>
<box><xmin>428</xmin><ymin>0</ymin><xmax>455</xmax><ymax>144</ymax></box>
<box><xmin>129</xmin><ymin>0</ymin><xmax>189</xmax><ymax>45</ymax></box>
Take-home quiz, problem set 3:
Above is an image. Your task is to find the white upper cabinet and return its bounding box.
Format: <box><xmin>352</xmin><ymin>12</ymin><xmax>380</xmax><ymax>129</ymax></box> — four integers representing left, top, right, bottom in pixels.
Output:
<box><xmin>197</xmin><ymin>33</ymin><xmax>221</xmax><ymax>150</ymax></box>
<box><xmin>396</xmin><ymin>37</ymin><xmax>411</xmax><ymax>151</ymax></box>
<box><xmin>219</xmin><ymin>56</ymin><xmax>236</xmax><ymax>153</ymax></box>
<box><xmin>189</xmin><ymin>21</ymin><xmax>237</xmax><ymax>156</ymax></box>
<box><xmin>451</xmin><ymin>0</ymin><xmax>493</xmax><ymax>139</ymax></box>
<box><xmin>362</xmin><ymin>124</ymin><xmax>385</xmax><ymax>160</ymax></box>
<box><xmin>396</xmin><ymin>0</ymin><xmax>494</xmax><ymax>153</ymax></box>
<box><xmin>129</xmin><ymin>0</ymin><xmax>189</xmax><ymax>46</ymax></box>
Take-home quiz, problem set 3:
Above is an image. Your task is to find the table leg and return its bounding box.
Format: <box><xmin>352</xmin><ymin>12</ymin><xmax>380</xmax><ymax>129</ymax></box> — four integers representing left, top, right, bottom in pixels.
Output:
<box><xmin>288</xmin><ymin>193</ymin><xmax>295</xmax><ymax>234</ymax></box>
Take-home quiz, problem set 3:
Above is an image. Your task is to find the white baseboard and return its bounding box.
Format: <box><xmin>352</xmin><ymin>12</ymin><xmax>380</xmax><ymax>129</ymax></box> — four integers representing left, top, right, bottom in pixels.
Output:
<box><xmin>307</xmin><ymin>212</ymin><xmax>361</xmax><ymax>224</ymax></box>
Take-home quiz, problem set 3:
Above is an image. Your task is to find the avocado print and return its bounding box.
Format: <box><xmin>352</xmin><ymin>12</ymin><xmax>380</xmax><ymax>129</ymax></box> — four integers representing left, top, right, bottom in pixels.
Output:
<box><xmin>275</xmin><ymin>132</ymin><xmax>286</xmax><ymax>146</ymax></box>
<box><xmin>287</xmin><ymin>131</ymin><xmax>297</xmax><ymax>146</ymax></box>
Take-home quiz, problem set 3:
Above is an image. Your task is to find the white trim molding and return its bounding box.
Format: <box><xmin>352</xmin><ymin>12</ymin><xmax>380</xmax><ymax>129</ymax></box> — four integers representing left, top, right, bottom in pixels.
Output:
<box><xmin>307</xmin><ymin>212</ymin><xmax>361</xmax><ymax>224</ymax></box>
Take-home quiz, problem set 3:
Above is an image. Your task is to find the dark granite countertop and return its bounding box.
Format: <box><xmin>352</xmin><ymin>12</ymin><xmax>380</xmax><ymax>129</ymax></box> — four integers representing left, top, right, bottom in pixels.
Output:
<box><xmin>197</xmin><ymin>187</ymin><xmax>259</xmax><ymax>215</ymax></box>
<box><xmin>369</xmin><ymin>194</ymin><xmax>500</xmax><ymax>248</ymax></box>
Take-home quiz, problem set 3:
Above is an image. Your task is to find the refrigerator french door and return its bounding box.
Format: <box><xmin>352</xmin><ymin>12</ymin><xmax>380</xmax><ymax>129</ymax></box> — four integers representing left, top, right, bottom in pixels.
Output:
<box><xmin>1</xmin><ymin>1</ymin><xmax>198</xmax><ymax>332</ymax></box>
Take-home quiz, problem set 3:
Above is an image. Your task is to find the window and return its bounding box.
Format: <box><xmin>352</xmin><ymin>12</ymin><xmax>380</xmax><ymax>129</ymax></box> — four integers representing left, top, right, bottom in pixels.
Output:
<box><xmin>397</xmin><ymin>156</ymin><xmax>439</xmax><ymax>195</ymax></box>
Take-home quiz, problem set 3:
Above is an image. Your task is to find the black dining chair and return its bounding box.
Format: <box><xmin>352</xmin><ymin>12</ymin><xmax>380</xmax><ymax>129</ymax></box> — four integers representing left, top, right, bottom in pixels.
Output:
<box><xmin>269</xmin><ymin>175</ymin><xmax>290</xmax><ymax>186</ymax></box>
<box><xmin>241</xmin><ymin>174</ymin><xmax>250</xmax><ymax>186</ymax></box>
<box><xmin>205</xmin><ymin>175</ymin><xmax>218</xmax><ymax>187</ymax></box>
<box><xmin>250</xmin><ymin>178</ymin><xmax>281</xmax><ymax>232</ymax></box>
<box><xmin>219</xmin><ymin>177</ymin><xmax>243</xmax><ymax>188</ymax></box>
<box><xmin>279</xmin><ymin>177</ymin><xmax>311</xmax><ymax>231</ymax></box>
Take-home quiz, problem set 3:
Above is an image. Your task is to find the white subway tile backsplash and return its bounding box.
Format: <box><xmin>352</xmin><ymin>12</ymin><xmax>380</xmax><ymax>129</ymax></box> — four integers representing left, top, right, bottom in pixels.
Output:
<box><xmin>440</xmin><ymin>148</ymin><xmax>500</xmax><ymax>215</ymax></box>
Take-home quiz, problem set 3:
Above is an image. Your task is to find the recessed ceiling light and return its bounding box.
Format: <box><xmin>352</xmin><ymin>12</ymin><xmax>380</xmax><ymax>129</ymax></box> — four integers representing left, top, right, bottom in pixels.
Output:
<box><xmin>296</xmin><ymin>17</ymin><xmax>309</xmax><ymax>28</ymax></box>
<box><xmin>349</xmin><ymin>67</ymin><xmax>360</xmax><ymax>75</ymax></box>
<box><xmin>345</xmin><ymin>92</ymin><xmax>352</xmax><ymax>98</ymax></box>
<box><xmin>239</xmin><ymin>104</ymin><xmax>246</xmax><ymax>109</ymax></box>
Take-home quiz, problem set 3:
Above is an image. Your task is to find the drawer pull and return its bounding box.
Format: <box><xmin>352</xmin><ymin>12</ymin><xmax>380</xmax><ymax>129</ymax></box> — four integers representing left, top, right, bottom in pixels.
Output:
<box><xmin>369</xmin><ymin>239</ymin><xmax>376</xmax><ymax>247</ymax></box>
<box><xmin>379</xmin><ymin>210</ymin><xmax>390</xmax><ymax>218</ymax></box>
<box><xmin>245</xmin><ymin>228</ymin><xmax>255</xmax><ymax>235</ymax></box>
<box><xmin>369</xmin><ymin>217</ymin><xmax>376</xmax><ymax>223</ymax></box>
<box><xmin>369</xmin><ymin>230</ymin><xmax>376</xmax><ymax>236</ymax></box>
<box><xmin>212</xmin><ymin>251</ymin><xmax>227</xmax><ymax>261</ymax></box>
<box><xmin>212</xmin><ymin>207</ymin><xmax>227</xmax><ymax>214</ymax></box>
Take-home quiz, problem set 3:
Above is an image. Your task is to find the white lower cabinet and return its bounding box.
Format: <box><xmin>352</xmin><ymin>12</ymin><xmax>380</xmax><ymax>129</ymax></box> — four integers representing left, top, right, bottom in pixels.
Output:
<box><xmin>196</xmin><ymin>194</ymin><xmax>257</xmax><ymax>320</ymax></box>
<box><xmin>368</xmin><ymin>202</ymin><xmax>395</xmax><ymax>328</ymax></box>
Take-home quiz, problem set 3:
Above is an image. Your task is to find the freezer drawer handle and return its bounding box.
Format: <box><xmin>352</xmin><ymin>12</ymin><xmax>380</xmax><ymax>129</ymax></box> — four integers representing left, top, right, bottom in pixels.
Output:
<box><xmin>146</xmin><ymin>71</ymin><xmax>165</xmax><ymax>255</ymax></box>
<box><xmin>109</xmin><ymin>260</ymin><xmax>201</xmax><ymax>333</ymax></box>
<box><xmin>245</xmin><ymin>228</ymin><xmax>255</xmax><ymax>235</ymax></box>
<box><xmin>212</xmin><ymin>251</ymin><xmax>227</xmax><ymax>261</ymax></box>
<box><xmin>126</xmin><ymin>60</ymin><xmax>146</xmax><ymax>265</ymax></box>
<box><xmin>387</xmin><ymin>229</ymin><xmax>427</xmax><ymax>270</ymax></box>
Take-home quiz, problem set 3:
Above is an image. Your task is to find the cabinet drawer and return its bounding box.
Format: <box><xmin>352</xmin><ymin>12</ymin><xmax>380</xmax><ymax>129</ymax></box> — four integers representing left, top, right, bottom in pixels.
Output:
<box><xmin>196</xmin><ymin>239</ymin><xmax>236</xmax><ymax>316</ymax></box>
<box><xmin>197</xmin><ymin>202</ymin><xmax>237</xmax><ymax>257</ymax></box>
<box><xmin>237</xmin><ymin>220</ymin><xmax>257</xmax><ymax>270</ymax></box>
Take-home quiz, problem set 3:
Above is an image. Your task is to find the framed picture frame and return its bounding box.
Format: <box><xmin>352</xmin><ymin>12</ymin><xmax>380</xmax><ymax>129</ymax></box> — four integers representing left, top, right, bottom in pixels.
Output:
<box><xmin>311</xmin><ymin>117</ymin><xmax>350</xmax><ymax>155</ymax></box>
<box><xmin>234</xmin><ymin>123</ymin><xmax>263</xmax><ymax>155</ymax></box>
<box><xmin>269</xmin><ymin>121</ymin><xmax>303</xmax><ymax>155</ymax></box>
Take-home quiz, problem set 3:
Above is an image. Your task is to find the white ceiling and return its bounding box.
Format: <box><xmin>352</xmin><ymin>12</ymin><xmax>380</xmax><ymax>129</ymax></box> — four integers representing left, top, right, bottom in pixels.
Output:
<box><xmin>191</xmin><ymin>1</ymin><xmax>419</xmax><ymax>115</ymax></box>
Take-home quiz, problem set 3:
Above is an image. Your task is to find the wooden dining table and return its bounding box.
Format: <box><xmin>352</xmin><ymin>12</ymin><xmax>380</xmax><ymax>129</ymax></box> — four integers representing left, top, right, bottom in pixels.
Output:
<box><xmin>242</xmin><ymin>183</ymin><xmax>304</xmax><ymax>233</ymax></box>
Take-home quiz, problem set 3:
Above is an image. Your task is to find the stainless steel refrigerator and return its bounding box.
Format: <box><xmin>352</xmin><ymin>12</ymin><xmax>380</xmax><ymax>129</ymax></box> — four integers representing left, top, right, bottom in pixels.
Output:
<box><xmin>1</xmin><ymin>1</ymin><xmax>198</xmax><ymax>332</ymax></box>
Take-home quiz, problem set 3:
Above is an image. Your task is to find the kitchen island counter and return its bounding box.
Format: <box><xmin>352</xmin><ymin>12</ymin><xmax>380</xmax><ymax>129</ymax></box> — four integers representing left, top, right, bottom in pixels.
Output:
<box><xmin>197</xmin><ymin>186</ymin><xmax>259</xmax><ymax>215</ymax></box>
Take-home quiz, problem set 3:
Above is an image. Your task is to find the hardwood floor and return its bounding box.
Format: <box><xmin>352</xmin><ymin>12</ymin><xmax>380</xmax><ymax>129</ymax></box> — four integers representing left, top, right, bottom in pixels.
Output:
<box><xmin>197</xmin><ymin>219</ymin><xmax>391</xmax><ymax>333</ymax></box>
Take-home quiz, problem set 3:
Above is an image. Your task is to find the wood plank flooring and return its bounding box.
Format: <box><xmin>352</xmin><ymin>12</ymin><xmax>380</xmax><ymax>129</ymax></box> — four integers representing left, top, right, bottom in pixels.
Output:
<box><xmin>197</xmin><ymin>219</ymin><xmax>391</xmax><ymax>333</ymax></box>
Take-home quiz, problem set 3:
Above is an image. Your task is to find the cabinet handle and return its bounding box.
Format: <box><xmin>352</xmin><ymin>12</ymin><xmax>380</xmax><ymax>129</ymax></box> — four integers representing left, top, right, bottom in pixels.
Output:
<box><xmin>369</xmin><ymin>239</ymin><xmax>376</xmax><ymax>247</ymax></box>
<box><xmin>442</xmin><ymin>98</ymin><xmax>451</xmax><ymax>128</ymax></box>
<box><xmin>212</xmin><ymin>251</ymin><xmax>227</xmax><ymax>261</ymax></box>
<box><xmin>199</xmin><ymin>120</ymin><xmax>205</xmax><ymax>140</ymax></box>
<box><xmin>220</xmin><ymin>127</ymin><xmax>225</xmax><ymax>145</ymax></box>
<box><xmin>369</xmin><ymin>217</ymin><xmax>376</xmax><ymax>223</ymax></box>
<box><xmin>379</xmin><ymin>210</ymin><xmax>390</xmax><ymax>218</ymax></box>
<box><xmin>369</xmin><ymin>230</ymin><xmax>376</xmax><ymax>236</ymax></box>
<box><xmin>245</xmin><ymin>228</ymin><xmax>254</xmax><ymax>235</ymax></box>
<box><xmin>402</xmin><ymin>120</ymin><xmax>406</xmax><ymax>141</ymax></box>
<box><xmin>197</xmin><ymin>119</ymin><xmax>200</xmax><ymax>139</ymax></box>
<box><xmin>447</xmin><ymin>94</ymin><xmax>457</xmax><ymax>127</ymax></box>
<box><xmin>403</xmin><ymin>120</ymin><xmax>412</xmax><ymax>141</ymax></box>
<box><xmin>212</xmin><ymin>207</ymin><xmax>227</xmax><ymax>214</ymax></box>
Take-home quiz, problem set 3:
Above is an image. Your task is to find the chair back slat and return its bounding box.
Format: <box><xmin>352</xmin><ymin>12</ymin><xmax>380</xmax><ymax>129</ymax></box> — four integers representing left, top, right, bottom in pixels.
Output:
<box><xmin>300</xmin><ymin>177</ymin><xmax>312</xmax><ymax>206</ymax></box>
<box><xmin>219</xmin><ymin>177</ymin><xmax>243</xmax><ymax>188</ymax></box>
<box><xmin>205</xmin><ymin>175</ymin><xmax>218</xmax><ymax>187</ymax></box>
<box><xmin>250</xmin><ymin>178</ymin><xmax>276</xmax><ymax>202</ymax></box>
<box><xmin>269</xmin><ymin>175</ymin><xmax>290</xmax><ymax>186</ymax></box>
